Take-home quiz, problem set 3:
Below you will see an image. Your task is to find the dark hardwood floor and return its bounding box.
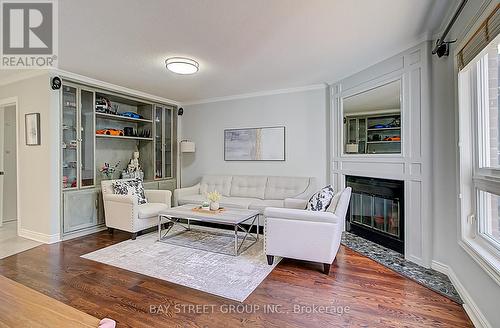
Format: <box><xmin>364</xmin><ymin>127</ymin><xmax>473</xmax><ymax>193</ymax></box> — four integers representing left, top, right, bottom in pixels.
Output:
<box><xmin>0</xmin><ymin>230</ymin><xmax>472</xmax><ymax>327</ymax></box>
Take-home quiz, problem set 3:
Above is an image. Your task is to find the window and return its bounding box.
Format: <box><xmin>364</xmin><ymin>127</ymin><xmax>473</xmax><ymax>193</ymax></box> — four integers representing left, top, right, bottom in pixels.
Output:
<box><xmin>459</xmin><ymin>33</ymin><xmax>500</xmax><ymax>283</ymax></box>
<box><xmin>477</xmin><ymin>190</ymin><xmax>500</xmax><ymax>248</ymax></box>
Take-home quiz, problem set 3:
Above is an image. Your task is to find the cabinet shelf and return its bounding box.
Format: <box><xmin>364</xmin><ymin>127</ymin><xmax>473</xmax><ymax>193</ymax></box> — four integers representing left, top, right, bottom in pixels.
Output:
<box><xmin>95</xmin><ymin>112</ymin><xmax>153</xmax><ymax>124</ymax></box>
<box><xmin>96</xmin><ymin>134</ymin><xmax>153</xmax><ymax>141</ymax></box>
<box><xmin>367</xmin><ymin>127</ymin><xmax>400</xmax><ymax>131</ymax></box>
<box><xmin>366</xmin><ymin>141</ymin><xmax>401</xmax><ymax>144</ymax></box>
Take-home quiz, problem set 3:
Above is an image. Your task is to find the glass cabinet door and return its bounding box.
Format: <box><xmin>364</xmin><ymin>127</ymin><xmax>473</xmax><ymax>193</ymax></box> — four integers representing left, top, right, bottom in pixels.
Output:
<box><xmin>154</xmin><ymin>105</ymin><xmax>174</xmax><ymax>179</ymax></box>
<box><xmin>80</xmin><ymin>89</ymin><xmax>94</xmax><ymax>187</ymax></box>
<box><xmin>62</xmin><ymin>85</ymin><xmax>78</xmax><ymax>189</ymax></box>
<box><xmin>358</xmin><ymin>118</ymin><xmax>366</xmax><ymax>154</ymax></box>
<box><xmin>347</xmin><ymin>118</ymin><xmax>357</xmax><ymax>143</ymax></box>
<box><xmin>155</xmin><ymin>106</ymin><xmax>163</xmax><ymax>179</ymax></box>
<box><xmin>164</xmin><ymin>107</ymin><xmax>172</xmax><ymax>178</ymax></box>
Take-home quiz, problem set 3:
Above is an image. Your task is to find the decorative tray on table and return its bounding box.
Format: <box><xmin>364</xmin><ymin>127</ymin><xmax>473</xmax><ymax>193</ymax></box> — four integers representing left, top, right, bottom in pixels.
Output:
<box><xmin>191</xmin><ymin>206</ymin><xmax>226</xmax><ymax>214</ymax></box>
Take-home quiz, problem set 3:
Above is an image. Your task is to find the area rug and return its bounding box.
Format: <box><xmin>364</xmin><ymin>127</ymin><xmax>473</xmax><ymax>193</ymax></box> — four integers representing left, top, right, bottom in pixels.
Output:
<box><xmin>81</xmin><ymin>225</ymin><xmax>280</xmax><ymax>302</ymax></box>
<box><xmin>341</xmin><ymin>232</ymin><xmax>462</xmax><ymax>303</ymax></box>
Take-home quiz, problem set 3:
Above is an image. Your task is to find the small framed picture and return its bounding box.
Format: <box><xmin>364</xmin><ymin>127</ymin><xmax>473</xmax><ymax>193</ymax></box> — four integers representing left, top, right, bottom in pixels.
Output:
<box><xmin>25</xmin><ymin>113</ymin><xmax>41</xmax><ymax>146</ymax></box>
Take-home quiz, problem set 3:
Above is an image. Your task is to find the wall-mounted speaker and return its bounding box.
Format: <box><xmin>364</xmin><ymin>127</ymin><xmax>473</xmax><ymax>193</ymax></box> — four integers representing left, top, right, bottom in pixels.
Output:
<box><xmin>178</xmin><ymin>107</ymin><xmax>184</xmax><ymax>116</ymax></box>
<box><xmin>51</xmin><ymin>76</ymin><xmax>61</xmax><ymax>90</ymax></box>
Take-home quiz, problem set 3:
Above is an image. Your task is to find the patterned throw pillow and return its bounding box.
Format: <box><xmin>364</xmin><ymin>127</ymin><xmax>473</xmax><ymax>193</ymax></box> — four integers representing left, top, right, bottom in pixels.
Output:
<box><xmin>306</xmin><ymin>185</ymin><xmax>335</xmax><ymax>211</ymax></box>
<box><xmin>112</xmin><ymin>179</ymin><xmax>147</xmax><ymax>205</ymax></box>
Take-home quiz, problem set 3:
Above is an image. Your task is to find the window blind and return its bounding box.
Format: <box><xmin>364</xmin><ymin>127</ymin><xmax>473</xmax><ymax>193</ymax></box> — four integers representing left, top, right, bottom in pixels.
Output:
<box><xmin>457</xmin><ymin>3</ymin><xmax>500</xmax><ymax>70</ymax></box>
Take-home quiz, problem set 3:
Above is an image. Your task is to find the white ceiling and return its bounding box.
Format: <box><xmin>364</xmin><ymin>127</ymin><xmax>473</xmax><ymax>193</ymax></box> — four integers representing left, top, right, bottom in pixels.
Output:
<box><xmin>0</xmin><ymin>0</ymin><xmax>454</xmax><ymax>103</ymax></box>
<box><xmin>344</xmin><ymin>80</ymin><xmax>401</xmax><ymax>114</ymax></box>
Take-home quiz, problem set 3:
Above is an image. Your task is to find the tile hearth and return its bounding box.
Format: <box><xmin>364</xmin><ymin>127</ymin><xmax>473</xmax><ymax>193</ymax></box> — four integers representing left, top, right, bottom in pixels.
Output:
<box><xmin>341</xmin><ymin>232</ymin><xmax>462</xmax><ymax>303</ymax></box>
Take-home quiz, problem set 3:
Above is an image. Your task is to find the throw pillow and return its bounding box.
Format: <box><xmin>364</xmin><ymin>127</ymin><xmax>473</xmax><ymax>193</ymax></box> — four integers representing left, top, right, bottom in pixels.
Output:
<box><xmin>112</xmin><ymin>179</ymin><xmax>147</xmax><ymax>205</ymax></box>
<box><xmin>326</xmin><ymin>190</ymin><xmax>342</xmax><ymax>213</ymax></box>
<box><xmin>306</xmin><ymin>185</ymin><xmax>335</xmax><ymax>211</ymax></box>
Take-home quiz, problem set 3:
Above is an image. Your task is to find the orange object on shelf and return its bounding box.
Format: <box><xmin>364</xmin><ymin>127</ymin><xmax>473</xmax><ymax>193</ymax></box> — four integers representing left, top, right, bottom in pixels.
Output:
<box><xmin>96</xmin><ymin>129</ymin><xmax>124</xmax><ymax>136</ymax></box>
<box><xmin>383</xmin><ymin>136</ymin><xmax>401</xmax><ymax>141</ymax></box>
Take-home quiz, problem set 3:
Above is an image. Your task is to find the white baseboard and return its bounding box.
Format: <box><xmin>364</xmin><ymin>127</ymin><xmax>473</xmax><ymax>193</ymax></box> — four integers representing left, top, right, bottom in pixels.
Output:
<box><xmin>406</xmin><ymin>254</ymin><xmax>427</xmax><ymax>267</ymax></box>
<box><xmin>62</xmin><ymin>226</ymin><xmax>107</xmax><ymax>241</ymax></box>
<box><xmin>18</xmin><ymin>228</ymin><xmax>60</xmax><ymax>244</ymax></box>
<box><xmin>431</xmin><ymin>260</ymin><xmax>491</xmax><ymax>328</ymax></box>
<box><xmin>430</xmin><ymin>260</ymin><xmax>449</xmax><ymax>275</ymax></box>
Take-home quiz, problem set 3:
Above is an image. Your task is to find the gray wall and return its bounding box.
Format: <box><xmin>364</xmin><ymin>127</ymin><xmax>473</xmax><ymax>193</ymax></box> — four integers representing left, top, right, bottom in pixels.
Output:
<box><xmin>2</xmin><ymin>105</ymin><xmax>17</xmax><ymax>222</ymax></box>
<box><xmin>431</xmin><ymin>0</ymin><xmax>500</xmax><ymax>326</ymax></box>
<box><xmin>0</xmin><ymin>73</ymin><xmax>61</xmax><ymax>239</ymax></box>
<box><xmin>181</xmin><ymin>87</ymin><xmax>328</xmax><ymax>187</ymax></box>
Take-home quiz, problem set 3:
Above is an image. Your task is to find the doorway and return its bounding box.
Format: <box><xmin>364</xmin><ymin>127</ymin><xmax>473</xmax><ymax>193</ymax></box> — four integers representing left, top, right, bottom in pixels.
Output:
<box><xmin>0</xmin><ymin>100</ymin><xmax>40</xmax><ymax>258</ymax></box>
<box><xmin>0</xmin><ymin>105</ymin><xmax>17</xmax><ymax>225</ymax></box>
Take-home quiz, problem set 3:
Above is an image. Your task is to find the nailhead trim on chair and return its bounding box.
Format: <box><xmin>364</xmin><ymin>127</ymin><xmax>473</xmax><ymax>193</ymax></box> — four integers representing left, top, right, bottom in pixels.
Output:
<box><xmin>264</xmin><ymin>215</ymin><xmax>267</xmax><ymax>254</ymax></box>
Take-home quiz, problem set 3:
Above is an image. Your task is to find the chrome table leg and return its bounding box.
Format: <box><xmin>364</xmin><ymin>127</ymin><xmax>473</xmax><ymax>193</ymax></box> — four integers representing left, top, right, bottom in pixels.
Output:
<box><xmin>234</xmin><ymin>225</ymin><xmax>239</xmax><ymax>255</ymax></box>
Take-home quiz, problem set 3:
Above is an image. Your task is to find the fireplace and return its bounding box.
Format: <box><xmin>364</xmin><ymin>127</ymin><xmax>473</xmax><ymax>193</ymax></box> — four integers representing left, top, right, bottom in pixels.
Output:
<box><xmin>346</xmin><ymin>175</ymin><xmax>404</xmax><ymax>254</ymax></box>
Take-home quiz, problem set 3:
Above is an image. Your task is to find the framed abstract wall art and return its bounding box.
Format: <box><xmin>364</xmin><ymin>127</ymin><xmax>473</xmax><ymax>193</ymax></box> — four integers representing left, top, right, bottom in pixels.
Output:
<box><xmin>224</xmin><ymin>126</ymin><xmax>285</xmax><ymax>161</ymax></box>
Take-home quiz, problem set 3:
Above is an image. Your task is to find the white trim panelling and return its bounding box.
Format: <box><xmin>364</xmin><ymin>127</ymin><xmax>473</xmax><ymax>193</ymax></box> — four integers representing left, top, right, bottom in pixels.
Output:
<box><xmin>18</xmin><ymin>228</ymin><xmax>60</xmax><ymax>244</ymax></box>
<box><xmin>431</xmin><ymin>260</ymin><xmax>492</xmax><ymax>328</ymax></box>
<box><xmin>330</xmin><ymin>41</ymin><xmax>433</xmax><ymax>267</ymax></box>
<box><xmin>181</xmin><ymin>83</ymin><xmax>328</xmax><ymax>106</ymax></box>
<box><xmin>52</xmin><ymin>69</ymin><xmax>181</xmax><ymax>107</ymax></box>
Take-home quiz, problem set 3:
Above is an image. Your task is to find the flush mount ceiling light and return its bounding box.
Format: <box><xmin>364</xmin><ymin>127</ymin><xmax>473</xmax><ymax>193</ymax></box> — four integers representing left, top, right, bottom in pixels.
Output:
<box><xmin>165</xmin><ymin>57</ymin><xmax>199</xmax><ymax>75</ymax></box>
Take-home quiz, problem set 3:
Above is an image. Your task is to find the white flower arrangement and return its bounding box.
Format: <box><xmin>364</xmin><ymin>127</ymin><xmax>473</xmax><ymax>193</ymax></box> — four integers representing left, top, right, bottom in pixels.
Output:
<box><xmin>206</xmin><ymin>190</ymin><xmax>221</xmax><ymax>202</ymax></box>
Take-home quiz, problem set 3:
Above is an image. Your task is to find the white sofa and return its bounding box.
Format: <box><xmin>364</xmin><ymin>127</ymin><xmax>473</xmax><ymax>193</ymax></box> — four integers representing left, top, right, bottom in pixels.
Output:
<box><xmin>101</xmin><ymin>179</ymin><xmax>172</xmax><ymax>239</ymax></box>
<box><xmin>173</xmin><ymin>175</ymin><xmax>316</xmax><ymax>213</ymax></box>
<box><xmin>264</xmin><ymin>187</ymin><xmax>352</xmax><ymax>274</ymax></box>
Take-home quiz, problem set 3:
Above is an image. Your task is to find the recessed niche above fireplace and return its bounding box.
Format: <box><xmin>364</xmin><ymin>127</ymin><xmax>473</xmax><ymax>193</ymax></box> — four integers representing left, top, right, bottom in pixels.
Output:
<box><xmin>346</xmin><ymin>175</ymin><xmax>404</xmax><ymax>254</ymax></box>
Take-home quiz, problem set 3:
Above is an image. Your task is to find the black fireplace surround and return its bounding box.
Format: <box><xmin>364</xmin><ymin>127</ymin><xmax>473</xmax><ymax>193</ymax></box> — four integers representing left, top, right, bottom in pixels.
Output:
<box><xmin>346</xmin><ymin>175</ymin><xmax>404</xmax><ymax>254</ymax></box>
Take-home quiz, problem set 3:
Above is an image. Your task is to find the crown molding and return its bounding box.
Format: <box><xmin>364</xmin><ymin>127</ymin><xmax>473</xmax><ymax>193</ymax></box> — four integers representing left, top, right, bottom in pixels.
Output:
<box><xmin>52</xmin><ymin>69</ymin><xmax>181</xmax><ymax>107</ymax></box>
<box><xmin>181</xmin><ymin>83</ymin><xmax>328</xmax><ymax>106</ymax></box>
<box><xmin>327</xmin><ymin>38</ymin><xmax>429</xmax><ymax>86</ymax></box>
<box><xmin>0</xmin><ymin>70</ymin><xmax>47</xmax><ymax>87</ymax></box>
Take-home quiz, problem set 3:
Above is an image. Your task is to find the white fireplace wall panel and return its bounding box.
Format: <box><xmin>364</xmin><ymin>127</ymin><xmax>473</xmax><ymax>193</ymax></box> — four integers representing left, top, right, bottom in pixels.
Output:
<box><xmin>330</xmin><ymin>42</ymin><xmax>432</xmax><ymax>267</ymax></box>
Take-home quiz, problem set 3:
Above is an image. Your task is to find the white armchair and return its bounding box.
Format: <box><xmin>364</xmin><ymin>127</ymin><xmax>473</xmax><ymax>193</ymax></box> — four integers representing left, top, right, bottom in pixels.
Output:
<box><xmin>264</xmin><ymin>187</ymin><xmax>352</xmax><ymax>274</ymax></box>
<box><xmin>101</xmin><ymin>179</ymin><xmax>172</xmax><ymax>239</ymax></box>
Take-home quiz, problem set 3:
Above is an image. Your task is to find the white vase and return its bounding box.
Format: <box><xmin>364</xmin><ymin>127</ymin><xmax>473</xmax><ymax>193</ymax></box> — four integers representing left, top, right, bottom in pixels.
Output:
<box><xmin>210</xmin><ymin>201</ymin><xmax>219</xmax><ymax>211</ymax></box>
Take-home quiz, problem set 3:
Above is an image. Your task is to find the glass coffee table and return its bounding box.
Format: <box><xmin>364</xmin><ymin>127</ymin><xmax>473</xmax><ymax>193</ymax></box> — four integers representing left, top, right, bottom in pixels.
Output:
<box><xmin>158</xmin><ymin>204</ymin><xmax>260</xmax><ymax>256</ymax></box>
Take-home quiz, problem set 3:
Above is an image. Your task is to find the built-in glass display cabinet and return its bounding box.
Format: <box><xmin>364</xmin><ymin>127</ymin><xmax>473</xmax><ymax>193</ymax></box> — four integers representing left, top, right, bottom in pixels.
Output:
<box><xmin>61</xmin><ymin>85</ymin><xmax>78</xmax><ymax>189</ymax></box>
<box><xmin>154</xmin><ymin>105</ymin><xmax>174</xmax><ymax>179</ymax></box>
<box><xmin>60</xmin><ymin>81</ymin><xmax>177</xmax><ymax>237</ymax></box>
<box><xmin>61</xmin><ymin>83</ymin><xmax>100</xmax><ymax>234</ymax></box>
<box><xmin>61</xmin><ymin>84</ymin><xmax>95</xmax><ymax>189</ymax></box>
<box><xmin>345</xmin><ymin>113</ymin><xmax>401</xmax><ymax>154</ymax></box>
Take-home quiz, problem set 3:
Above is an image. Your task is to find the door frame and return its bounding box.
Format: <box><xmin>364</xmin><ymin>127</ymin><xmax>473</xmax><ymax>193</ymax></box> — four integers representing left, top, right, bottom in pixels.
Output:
<box><xmin>0</xmin><ymin>97</ymin><xmax>20</xmax><ymax>232</ymax></box>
